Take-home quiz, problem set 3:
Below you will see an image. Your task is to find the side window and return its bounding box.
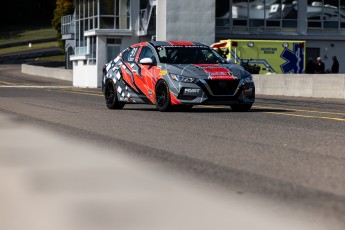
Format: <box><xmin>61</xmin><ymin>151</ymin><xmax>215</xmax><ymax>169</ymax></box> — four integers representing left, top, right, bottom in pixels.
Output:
<box><xmin>157</xmin><ymin>48</ymin><xmax>167</xmax><ymax>63</ymax></box>
<box><xmin>122</xmin><ymin>47</ymin><xmax>139</xmax><ymax>63</ymax></box>
<box><xmin>139</xmin><ymin>46</ymin><xmax>156</xmax><ymax>63</ymax></box>
<box><xmin>128</xmin><ymin>47</ymin><xmax>139</xmax><ymax>62</ymax></box>
<box><xmin>121</xmin><ymin>48</ymin><xmax>131</xmax><ymax>62</ymax></box>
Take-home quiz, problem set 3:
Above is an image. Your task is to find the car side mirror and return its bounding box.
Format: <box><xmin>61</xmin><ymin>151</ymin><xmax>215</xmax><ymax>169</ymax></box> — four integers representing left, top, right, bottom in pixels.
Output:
<box><xmin>140</xmin><ymin>57</ymin><xmax>154</xmax><ymax>65</ymax></box>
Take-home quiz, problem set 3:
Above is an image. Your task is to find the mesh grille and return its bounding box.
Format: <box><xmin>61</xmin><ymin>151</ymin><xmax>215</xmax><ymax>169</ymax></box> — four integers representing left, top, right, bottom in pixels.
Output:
<box><xmin>206</xmin><ymin>80</ymin><xmax>240</xmax><ymax>95</ymax></box>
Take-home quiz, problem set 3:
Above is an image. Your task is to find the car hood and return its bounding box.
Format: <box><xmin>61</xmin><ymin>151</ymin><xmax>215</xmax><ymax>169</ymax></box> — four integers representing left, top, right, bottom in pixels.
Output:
<box><xmin>161</xmin><ymin>63</ymin><xmax>249</xmax><ymax>80</ymax></box>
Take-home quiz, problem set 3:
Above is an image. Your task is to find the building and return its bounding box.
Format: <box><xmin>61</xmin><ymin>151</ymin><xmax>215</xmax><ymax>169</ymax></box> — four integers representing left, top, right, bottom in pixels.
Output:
<box><xmin>216</xmin><ymin>0</ymin><xmax>345</xmax><ymax>74</ymax></box>
<box><xmin>62</xmin><ymin>0</ymin><xmax>345</xmax><ymax>87</ymax></box>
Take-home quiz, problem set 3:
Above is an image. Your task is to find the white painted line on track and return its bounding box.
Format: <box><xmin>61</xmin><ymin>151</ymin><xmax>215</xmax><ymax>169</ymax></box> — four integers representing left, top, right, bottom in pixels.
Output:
<box><xmin>0</xmin><ymin>85</ymin><xmax>74</xmax><ymax>89</ymax></box>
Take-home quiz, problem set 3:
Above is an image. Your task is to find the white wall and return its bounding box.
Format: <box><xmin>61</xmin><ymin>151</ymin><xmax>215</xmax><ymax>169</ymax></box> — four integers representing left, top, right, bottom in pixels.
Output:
<box><xmin>157</xmin><ymin>0</ymin><xmax>215</xmax><ymax>45</ymax></box>
<box><xmin>254</xmin><ymin>74</ymin><xmax>345</xmax><ymax>99</ymax></box>
<box><xmin>73</xmin><ymin>62</ymin><xmax>99</xmax><ymax>88</ymax></box>
<box><xmin>22</xmin><ymin>64</ymin><xmax>73</xmax><ymax>82</ymax></box>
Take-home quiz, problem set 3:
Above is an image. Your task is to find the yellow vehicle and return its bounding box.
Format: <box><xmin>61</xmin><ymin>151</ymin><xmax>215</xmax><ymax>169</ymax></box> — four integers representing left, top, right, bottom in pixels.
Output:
<box><xmin>211</xmin><ymin>39</ymin><xmax>306</xmax><ymax>74</ymax></box>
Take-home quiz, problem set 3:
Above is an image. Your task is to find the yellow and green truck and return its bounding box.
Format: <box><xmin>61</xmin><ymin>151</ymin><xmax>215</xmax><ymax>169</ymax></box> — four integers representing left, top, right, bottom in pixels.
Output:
<box><xmin>211</xmin><ymin>39</ymin><xmax>306</xmax><ymax>74</ymax></box>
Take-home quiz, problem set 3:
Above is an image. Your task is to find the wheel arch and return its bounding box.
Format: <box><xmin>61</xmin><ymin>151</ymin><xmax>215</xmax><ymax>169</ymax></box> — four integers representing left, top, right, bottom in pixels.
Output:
<box><xmin>104</xmin><ymin>66</ymin><xmax>122</xmax><ymax>89</ymax></box>
<box><xmin>103</xmin><ymin>78</ymin><xmax>115</xmax><ymax>93</ymax></box>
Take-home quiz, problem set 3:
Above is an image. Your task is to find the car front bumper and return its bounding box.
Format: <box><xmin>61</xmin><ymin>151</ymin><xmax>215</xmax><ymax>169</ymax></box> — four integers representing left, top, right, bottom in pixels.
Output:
<box><xmin>167</xmin><ymin>78</ymin><xmax>255</xmax><ymax>105</ymax></box>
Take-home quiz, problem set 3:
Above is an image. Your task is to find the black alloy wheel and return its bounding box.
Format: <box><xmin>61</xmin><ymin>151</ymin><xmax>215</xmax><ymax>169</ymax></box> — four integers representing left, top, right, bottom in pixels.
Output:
<box><xmin>104</xmin><ymin>81</ymin><xmax>125</xmax><ymax>110</ymax></box>
<box><xmin>155</xmin><ymin>80</ymin><xmax>172</xmax><ymax>112</ymax></box>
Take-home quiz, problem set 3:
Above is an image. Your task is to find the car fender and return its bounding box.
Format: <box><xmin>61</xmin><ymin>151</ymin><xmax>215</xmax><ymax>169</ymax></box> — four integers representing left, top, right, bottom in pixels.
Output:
<box><xmin>155</xmin><ymin>78</ymin><xmax>182</xmax><ymax>105</ymax></box>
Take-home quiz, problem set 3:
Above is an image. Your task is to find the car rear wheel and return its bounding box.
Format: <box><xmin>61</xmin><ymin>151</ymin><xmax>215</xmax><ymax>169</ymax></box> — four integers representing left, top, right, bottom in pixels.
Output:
<box><xmin>104</xmin><ymin>81</ymin><xmax>125</xmax><ymax>110</ymax></box>
<box><xmin>230</xmin><ymin>103</ymin><xmax>252</xmax><ymax>112</ymax></box>
<box><xmin>155</xmin><ymin>80</ymin><xmax>172</xmax><ymax>112</ymax></box>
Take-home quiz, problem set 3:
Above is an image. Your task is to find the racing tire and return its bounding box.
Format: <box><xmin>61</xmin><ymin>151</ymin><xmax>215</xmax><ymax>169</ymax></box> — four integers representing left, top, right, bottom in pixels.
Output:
<box><xmin>155</xmin><ymin>80</ymin><xmax>172</xmax><ymax>112</ymax></box>
<box><xmin>230</xmin><ymin>103</ymin><xmax>253</xmax><ymax>112</ymax></box>
<box><xmin>104</xmin><ymin>81</ymin><xmax>125</xmax><ymax>110</ymax></box>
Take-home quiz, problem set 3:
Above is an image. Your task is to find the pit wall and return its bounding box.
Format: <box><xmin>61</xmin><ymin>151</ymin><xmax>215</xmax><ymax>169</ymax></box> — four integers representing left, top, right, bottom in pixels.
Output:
<box><xmin>21</xmin><ymin>64</ymin><xmax>345</xmax><ymax>99</ymax></box>
<box><xmin>22</xmin><ymin>64</ymin><xmax>73</xmax><ymax>82</ymax></box>
<box><xmin>253</xmin><ymin>74</ymin><xmax>345</xmax><ymax>99</ymax></box>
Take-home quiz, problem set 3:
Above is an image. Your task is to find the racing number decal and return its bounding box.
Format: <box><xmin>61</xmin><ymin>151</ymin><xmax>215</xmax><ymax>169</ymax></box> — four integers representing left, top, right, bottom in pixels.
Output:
<box><xmin>128</xmin><ymin>47</ymin><xmax>138</xmax><ymax>62</ymax></box>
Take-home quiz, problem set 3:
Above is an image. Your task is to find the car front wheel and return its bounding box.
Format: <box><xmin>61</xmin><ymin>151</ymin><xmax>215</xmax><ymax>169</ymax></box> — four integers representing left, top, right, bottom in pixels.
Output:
<box><xmin>104</xmin><ymin>81</ymin><xmax>125</xmax><ymax>110</ymax></box>
<box><xmin>155</xmin><ymin>80</ymin><xmax>172</xmax><ymax>112</ymax></box>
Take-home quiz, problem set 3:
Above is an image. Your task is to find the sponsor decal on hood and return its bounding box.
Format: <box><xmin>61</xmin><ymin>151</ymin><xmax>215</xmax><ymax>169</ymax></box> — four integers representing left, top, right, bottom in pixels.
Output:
<box><xmin>194</xmin><ymin>64</ymin><xmax>236</xmax><ymax>80</ymax></box>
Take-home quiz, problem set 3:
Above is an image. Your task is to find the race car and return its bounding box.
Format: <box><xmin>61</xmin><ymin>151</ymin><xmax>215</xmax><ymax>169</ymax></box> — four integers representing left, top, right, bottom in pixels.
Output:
<box><xmin>102</xmin><ymin>41</ymin><xmax>255</xmax><ymax>112</ymax></box>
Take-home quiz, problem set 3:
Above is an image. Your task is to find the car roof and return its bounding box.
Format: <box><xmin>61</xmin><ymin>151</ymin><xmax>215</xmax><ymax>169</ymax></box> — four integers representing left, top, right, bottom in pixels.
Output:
<box><xmin>148</xmin><ymin>41</ymin><xmax>207</xmax><ymax>47</ymax></box>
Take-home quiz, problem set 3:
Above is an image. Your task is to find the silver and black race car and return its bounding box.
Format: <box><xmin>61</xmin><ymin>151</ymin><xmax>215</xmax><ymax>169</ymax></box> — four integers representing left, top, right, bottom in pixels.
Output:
<box><xmin>103</xmin><ymin>41</ymin><xmax>255</xmax><ymax>112</ymax></box>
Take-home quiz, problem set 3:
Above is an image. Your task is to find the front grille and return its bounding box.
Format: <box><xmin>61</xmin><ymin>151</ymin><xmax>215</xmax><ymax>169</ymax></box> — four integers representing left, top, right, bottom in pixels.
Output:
<box><xmin>205</xmin><ymin>79</ymin><xmax>240</xmax><ymax>96</ymax></box>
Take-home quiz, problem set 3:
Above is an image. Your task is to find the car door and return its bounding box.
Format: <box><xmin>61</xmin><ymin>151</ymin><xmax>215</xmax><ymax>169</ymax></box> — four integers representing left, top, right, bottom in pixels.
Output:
<box><xmin>121</xmin><ymin>46</ymin><xmax>140</xmax><ymax>92</ymax></box>
<box><xmin>135</xmin><ymin>46</ymin><xmax>158</xmax><ymax>103</ymax></box>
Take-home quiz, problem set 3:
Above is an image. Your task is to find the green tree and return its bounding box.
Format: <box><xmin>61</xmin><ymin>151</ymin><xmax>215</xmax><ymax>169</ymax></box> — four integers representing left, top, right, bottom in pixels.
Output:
<box><xmin>52</xmin><ymin>0</ymin><xmax>74</xmax><ymax>50</ymax></box>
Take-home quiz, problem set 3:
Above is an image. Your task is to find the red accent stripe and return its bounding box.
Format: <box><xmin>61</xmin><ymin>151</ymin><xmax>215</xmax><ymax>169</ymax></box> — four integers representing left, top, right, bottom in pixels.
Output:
<box><xmin>170</xmin><ymin>92</ymin><xmax>182</xmax><ymax>105</ymax></box>
<box><xmin>131</xmin><ymin>43</ymin><xmax>141</xmax><ymax>48</ymax></box>
<box><xmin>210</xmin><ymin>42</ymin><xmax>228</xmax><ymax>48</ymax></box>
<box><xmin>121</xmin><ymin>65</ymin><xmax>139</xmax><ymax>92</ymax></box>
<box><xmin>167</xmin><ymin>41</ymin><xmax>195</xmax><ymax>46</ymax></box>
<box><xmin>135</xmin><ymin>46</ymin><xmax>143</xmax><ymax>63</ymax></box>
<box><xmin>138</xmin><ymin>42</ymin><xmax>148</xmax><ymax>46</ymax></box>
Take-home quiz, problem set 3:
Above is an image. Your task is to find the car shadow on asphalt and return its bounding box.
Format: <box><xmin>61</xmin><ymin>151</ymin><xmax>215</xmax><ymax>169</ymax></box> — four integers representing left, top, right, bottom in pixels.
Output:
<box><xmin>182</xmin><ymin>108</ymin><xmax>293</xmax><ymax>113</ymax></box>
<box><xmin>123</xmin><ymin>106</ymin><xmax>292</xmax><ymax>113</ymax></box>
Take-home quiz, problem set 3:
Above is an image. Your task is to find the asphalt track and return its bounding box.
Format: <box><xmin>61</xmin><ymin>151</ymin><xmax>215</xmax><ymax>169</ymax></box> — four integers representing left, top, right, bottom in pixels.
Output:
<box><xmin>1</xmin><ymin>64</ymin><xmax>345</xmax><ymax>229</ymax></box>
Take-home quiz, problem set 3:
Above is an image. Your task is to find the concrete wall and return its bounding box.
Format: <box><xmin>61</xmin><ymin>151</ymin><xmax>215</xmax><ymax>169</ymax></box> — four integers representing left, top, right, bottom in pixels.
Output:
<box><xmin>157</xmin><ymin>0</ymin><xmax>215</xmax><ymax>44</ymax></box>
<box><xmin>254</xmin><ymin>74</ymin><xmax>345</xmax><ymax>99</ymax></box>
<box><xmin>72</xmin><ymin>62</ymin><xmax>98</xmax><ymax>87</ymax></box>
<box><xmin>21</xmin><ymin>64</ymin><xmax>72</xmax><ymax>82</ymax></box>
<box><xmin>21</xmin><ymin>64</ymin><xmax>345</xmax><ymax>99</ymax></box>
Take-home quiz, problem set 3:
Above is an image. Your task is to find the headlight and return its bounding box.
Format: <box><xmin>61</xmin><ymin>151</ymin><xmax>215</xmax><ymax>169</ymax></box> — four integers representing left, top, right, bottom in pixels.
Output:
<box><xmin>242</xmin><ymin>75</ymin><xmax>253</xmax><ymax>84</ymax></box>
<box><xmin>170</xmin><ymin>74</ymin><xmax>196</xmax><ymax>83</ymax></box>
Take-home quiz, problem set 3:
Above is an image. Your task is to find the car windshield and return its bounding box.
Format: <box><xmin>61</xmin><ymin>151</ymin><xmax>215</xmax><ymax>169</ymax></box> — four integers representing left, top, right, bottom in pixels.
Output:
<box><xmin>154</xmin><ymin>46</ymin><xmax>226</xmax><ymax>64</ymax></box>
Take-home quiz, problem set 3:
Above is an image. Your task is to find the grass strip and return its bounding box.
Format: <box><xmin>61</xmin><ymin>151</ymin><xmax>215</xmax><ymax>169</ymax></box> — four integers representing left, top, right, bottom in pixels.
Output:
<box><xmin>0</xmin><ymin>41</ymin><xmax>59</xmax><ymax>55</ymax></box>
<box><xmin>0</xmin><ymin>28</ymin><xmax>56</xmax><ymax>45</ymax></box>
